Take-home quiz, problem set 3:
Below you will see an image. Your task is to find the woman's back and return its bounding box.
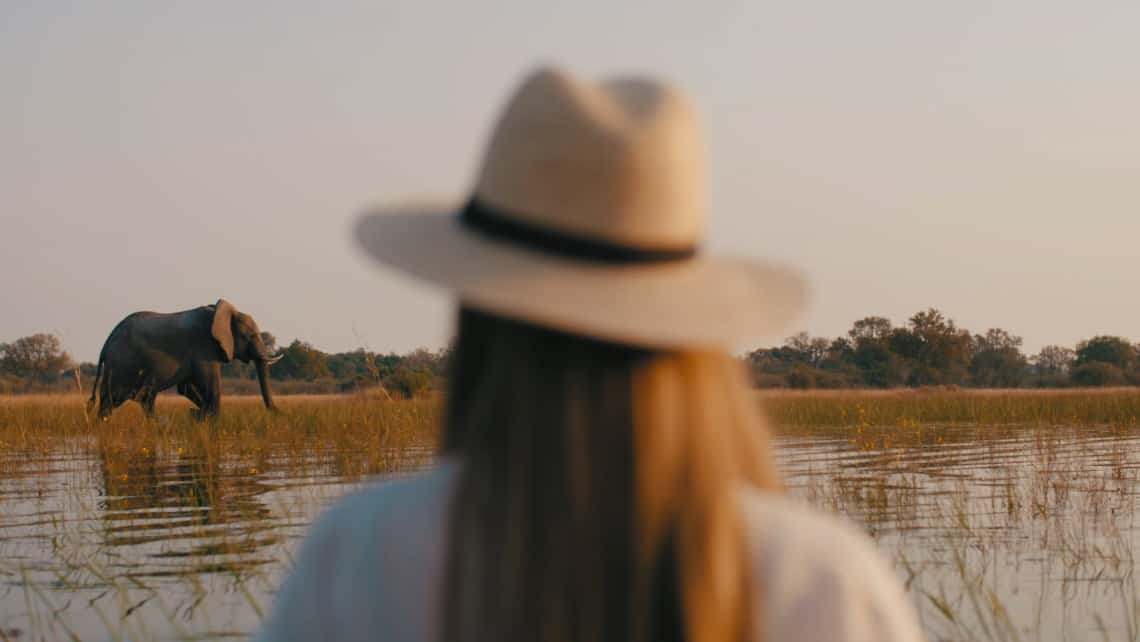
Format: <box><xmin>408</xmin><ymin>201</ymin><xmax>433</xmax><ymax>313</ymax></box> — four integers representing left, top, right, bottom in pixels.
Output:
<box><xmin>254</xmin><ymin>461</ymin><xmax>922</xmax><ymax>642</ymax></box>
<box><xmin>255</xmin><ymin>65</ymin><xmax>926</xmax><ymax>642</ymax></box>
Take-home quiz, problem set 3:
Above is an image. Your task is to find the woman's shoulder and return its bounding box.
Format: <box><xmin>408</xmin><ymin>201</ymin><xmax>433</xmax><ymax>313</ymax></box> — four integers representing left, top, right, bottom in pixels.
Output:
<box><xmin>303</xmin><ymin>458</ymin><xmax>459</xmax><ymax>574</ymax></box>
<box><xmin>252</xmin><ymin>462</ymin><xmax>459</xmax><ymax>642</ymax></box>
<box><xmin>738</xmin><ymin>488</ymin><xmax>925</xmax><ymax>642</ymax></box>
<box><xmin>738</xmin><ymin>487</ymin><xmax>883</xmax><ymax>564</ymax></box>
<box><xmin>295</xmin><ymin>459</ymin><xmax>461</xmax><ymax>572</ymax></box>
<box><xmin>314</xmin><ymin>459</ymin><xmax>460</xmax><ymax>532</ymax></box>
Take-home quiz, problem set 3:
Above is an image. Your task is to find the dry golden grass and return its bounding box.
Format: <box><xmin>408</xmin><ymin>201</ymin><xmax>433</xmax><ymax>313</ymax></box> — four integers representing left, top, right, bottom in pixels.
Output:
<box><xmin>757</xmin><ymin>386</ymin><xmax>1140</xmax><ymax>429</ymax></box>
<box><xmin>0</xmin><ymin>393</ymin><xmax>442</xmax><ymax>642</ymax></box>
<box><xmin>786</xmin><ymin>420</ymin><xmax>1140</xmax><ymax>642</ymax></box>
<box><xmin>4</xmin><ymin>389</ymin><xmax>1140</xmax><ymax>641</ymax></box>
<box><xmin>0</xmin><ymin>393</ymin><xmax>441</xmax><ymax>478</ymax></box>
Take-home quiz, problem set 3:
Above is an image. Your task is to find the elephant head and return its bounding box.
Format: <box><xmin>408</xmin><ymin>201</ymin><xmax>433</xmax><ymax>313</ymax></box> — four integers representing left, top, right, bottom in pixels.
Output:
<box><xmin>211</xmin><ymin>299</ymin><xmax>281</xmax><ymax>411</ymax></box>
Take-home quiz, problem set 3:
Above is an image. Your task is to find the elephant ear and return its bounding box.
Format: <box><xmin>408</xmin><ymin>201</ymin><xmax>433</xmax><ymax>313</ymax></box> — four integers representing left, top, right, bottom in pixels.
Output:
<box><xmin>211</xmin><ymin>299</ymin><xmax>236</xmax><ymax>362</ymax></box>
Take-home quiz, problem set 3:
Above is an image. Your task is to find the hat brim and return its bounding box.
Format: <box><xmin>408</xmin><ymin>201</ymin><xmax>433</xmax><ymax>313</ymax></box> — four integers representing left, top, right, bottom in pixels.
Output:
<box><xmin>354</xmin><ymin>202</ymin><xmax>808</xmax><ymax>349</ymax></box>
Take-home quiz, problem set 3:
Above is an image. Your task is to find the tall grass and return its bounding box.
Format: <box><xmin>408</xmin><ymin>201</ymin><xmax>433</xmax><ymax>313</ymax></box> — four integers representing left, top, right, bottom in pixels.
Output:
<box><xmin>0</xmin><ymin>393</ymin><xmax>441</xmax><ymax>642</ymax></box>
<box><xmin>4</xmin><ymin>389</ymin><xmax>1140</xmax><ymax>641</ymax></box>
<box><xmin>759</xmin><ymin>387</ymin><xmax>1140</xmax><ymax>428</ymax></box>
<box><xmin>0</xmin><ymin>393</ymin><xmax>441</xmax><ymax>464</ymax></box>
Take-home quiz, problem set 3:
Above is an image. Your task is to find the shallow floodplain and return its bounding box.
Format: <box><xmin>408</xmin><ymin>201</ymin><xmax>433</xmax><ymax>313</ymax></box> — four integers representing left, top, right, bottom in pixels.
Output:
<box><xmin>2</xmin><ymin>389</ymin><xmax>1140</xmax><ymax>641</ymax></box>
<box><xmin>767</xmin><ymin>388</ymin><xmax>1140</xmax><ymax>642</ymax></box>
<box><xmin>0</xmin><ymin>395</ymin><xmax>440</xmax><ymax>642</ymax></box>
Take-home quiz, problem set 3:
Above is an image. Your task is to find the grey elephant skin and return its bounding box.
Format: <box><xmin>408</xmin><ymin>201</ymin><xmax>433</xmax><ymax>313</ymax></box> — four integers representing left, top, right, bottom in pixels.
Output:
<box><xmin>88</xmin><ymin>299</ymin><xmax>281</xmax><ymax>419</ymax></box>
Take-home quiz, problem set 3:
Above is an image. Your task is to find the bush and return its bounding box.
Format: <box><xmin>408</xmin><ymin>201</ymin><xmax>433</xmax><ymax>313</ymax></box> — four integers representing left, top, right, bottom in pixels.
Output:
<box><xmin>752</xmin><ymin>372</ymin><xmax>787</xmax><ymax>389</ymax></box>
<box><xmin>785</xmin><ymin>365</ymin><xmax>817</xmax><ymax>389</ymax></box>
<box><xmin>0</xmin><ymin>333</ymin><xmax>74</xmax><ymax>384</ymax></box>
<box><xmin>1070</xmin><ymin>362</ymin><xmax>1127</xmax><ymax>387</ymax></box>
<box><xmin>0</xmin><ymin>374</ymin><xmax>26</xmax><ymax>394</ymax></box>
<box><xmin>221</xmin><ymin>377</ymin><xmax>340</xmax><ymax>396</ymax></box>
<box><xmin>385</xmin><ymin>366</ymin><xmax>434</xmax><ymax>399</ymax></box>
<box><xmin>813</xmin><ymin>369</ymin><xmax>859</xmax><ymax>389</ymax></box>
<box><xmin>1030</xmin><ymin>372</ymin><xmax>1073</xmax><ymax>389</ymax></box>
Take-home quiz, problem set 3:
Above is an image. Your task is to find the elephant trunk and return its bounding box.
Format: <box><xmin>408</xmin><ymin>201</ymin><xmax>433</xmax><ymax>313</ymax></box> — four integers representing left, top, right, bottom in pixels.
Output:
<box><xmin>255</xmin><ymin>359</ymin><xmax>277</xmax><ymax>411</ymax></box>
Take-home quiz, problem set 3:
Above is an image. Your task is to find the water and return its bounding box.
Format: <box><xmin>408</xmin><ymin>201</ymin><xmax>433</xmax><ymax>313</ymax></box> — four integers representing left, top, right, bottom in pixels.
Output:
<box><xmin>777</xmin><ymin>424</ymin><xmax>1140</xmax><ymax>642</ymax></box>
<box><xmin>3</xmin><ymin>425</ymin><xmax>1140</xmax><ymax>641</ymax></box>
<box><xmin>0</xmin><ymin>438</ymin><xmax>432</xmax><ymax>642</ymax></box>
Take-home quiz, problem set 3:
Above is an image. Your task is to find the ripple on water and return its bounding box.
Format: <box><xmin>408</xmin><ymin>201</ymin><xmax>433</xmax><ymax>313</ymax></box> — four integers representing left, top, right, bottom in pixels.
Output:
<box><xmin>0</xmin><ymin>434</ymin><xmax>434</xmax><ymax>641</ymax></box>
<box><xmin>5</xmin><ymin>423</ymin><xmax>1140</xmax><ymax>641</ymax></box>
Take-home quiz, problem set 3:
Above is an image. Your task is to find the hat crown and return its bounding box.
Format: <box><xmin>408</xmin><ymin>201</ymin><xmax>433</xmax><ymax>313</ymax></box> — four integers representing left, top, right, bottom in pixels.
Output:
<box><xmin>473</xmin><ymin>68</ymin><xmax>707</xmax><ymax>252</ymax></box>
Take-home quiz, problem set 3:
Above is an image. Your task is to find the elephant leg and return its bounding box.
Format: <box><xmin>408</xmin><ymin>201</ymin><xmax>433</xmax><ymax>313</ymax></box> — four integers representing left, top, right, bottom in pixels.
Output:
<box><xmin>189</xmin><ymin>363</ymin><xmax>222</xmax><ymax>419</ymax></box>
<box><xmin>201</xmin><ymin>369</ymin><xmax>222</xmax><ymax>417</ymax></box>
<box><xmin>97</xmin><ymin>385</ymin><xmax>115</xmax><ymax>420</ymax></box>
<box><xmin>132</xmin><ymin>373</ymin><xmax>161</xmax><ymax>418</ymax></box>
<box><xmin>178</xmin><ymin>380</ymin><xmax>205</xmax><ymax>408</ymax></box>
<box><xmin>97</xmin><ymin>399</ymin><xmax>115</xmax><ymax>420</ymax></box>
<box><xmin>175</xmin><ymin>378</ymin><xmax>196</xmax><ymax>403</ymax></box>
<box><xmin>100</xmin><ymin>384</ymin><xmax>132</xmax><ymax>420</ymax></box>
<box><xmin>96</xmin><ymin>369</ymin><xmax>123</xmax><ymax>419</ymax></box>
<box><xmin>139</xmin><ymin>390</ymin><xmax>158</xmax><ymax>418</ymax></box>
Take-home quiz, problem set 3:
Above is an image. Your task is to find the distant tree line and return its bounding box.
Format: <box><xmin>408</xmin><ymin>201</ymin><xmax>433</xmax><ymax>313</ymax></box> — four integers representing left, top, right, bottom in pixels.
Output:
<box><xmin>2</xmin><ymin>309</ymin><xmax>1138</xmax><ymax>394</ymax></box>
<box><xmin>747</xmin><ymin>308</ymin><xmax>1138</xmax><ymax>389</ymax></box>
<box><xmin>218</xmin><ymin>333</ymin><xmax>451</xmax><ymax>398</ymax></box>
<box><xmin>0</xmin><ymin>333</ymin><xmax>77</xmax><ymax>391</ymax></box>
<box><xmin>0</xmin><ymin>331</ymin><xmax>450</xmax><ymax>398</ymax></box>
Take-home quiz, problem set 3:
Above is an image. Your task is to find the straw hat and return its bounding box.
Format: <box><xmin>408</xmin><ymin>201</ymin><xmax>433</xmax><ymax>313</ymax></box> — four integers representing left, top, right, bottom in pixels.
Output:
<box><xmin>354</xmin><ymin>66</ymin><xmax>806</xmax><ymax>349</ymax></box>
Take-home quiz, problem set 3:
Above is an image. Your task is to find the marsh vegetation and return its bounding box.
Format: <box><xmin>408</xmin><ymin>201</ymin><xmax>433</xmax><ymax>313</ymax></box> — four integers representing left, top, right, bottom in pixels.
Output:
<box><xmin>0</xmin><ymin>394</ymin><xmax>438</xmax><ymax>641</ymax></box>
<box><xmin>2</xmin><ymin>389</ymin><xmax>1140</xmax><ymax>641</ymax></box>
<box><xmin>768</xmin><ymin>388</ymin><xmax>1140</xmax><ymax>642</ymax></box>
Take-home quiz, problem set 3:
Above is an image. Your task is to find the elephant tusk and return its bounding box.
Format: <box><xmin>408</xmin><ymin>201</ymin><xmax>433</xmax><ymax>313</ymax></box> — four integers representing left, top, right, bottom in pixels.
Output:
<box><xmin>265</xmin><ymin>353</ymin><xmax>285</xmax><ymax>365</ymax></box>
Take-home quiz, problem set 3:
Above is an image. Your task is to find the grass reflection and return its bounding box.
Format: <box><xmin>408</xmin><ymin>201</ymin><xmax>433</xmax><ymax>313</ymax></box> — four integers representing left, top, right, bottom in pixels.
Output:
<box><xmin>0</xmin><ymin>393</ymin><xmax>439</xmax><ymax>642</ymax></box>
<box><xmin>4</xmin><ymin>389</ymin><xmax>1140</xmax><ymax>641</ymax></box>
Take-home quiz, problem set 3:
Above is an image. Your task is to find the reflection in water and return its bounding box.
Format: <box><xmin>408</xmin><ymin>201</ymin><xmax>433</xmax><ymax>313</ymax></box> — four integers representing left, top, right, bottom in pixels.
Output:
<box><xmin>777</xmin><ymin>424</ymin><xmax>1140</xmax><ymax>642</ymax></box>
<box><xmin>95</xmin><ymin>438</ymin><xmax>277</xmax><ymax>573</ymax></box>
<box><xmin>0</xmin><ymin>429</ymin><xmax>431</xmax><ymax>642</ymax></box>
<box><xmin>3</xmin><ymin>422</ymin><xmax>1140</xmax><ymax>641</ymax></box>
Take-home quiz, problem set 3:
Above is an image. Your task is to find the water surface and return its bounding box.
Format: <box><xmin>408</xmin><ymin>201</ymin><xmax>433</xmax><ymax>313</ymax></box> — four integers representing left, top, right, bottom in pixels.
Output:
<box><xmin>3</xmin><ymin>422</ymin><xmax>1140</xmax><ymax>641</ymax></box>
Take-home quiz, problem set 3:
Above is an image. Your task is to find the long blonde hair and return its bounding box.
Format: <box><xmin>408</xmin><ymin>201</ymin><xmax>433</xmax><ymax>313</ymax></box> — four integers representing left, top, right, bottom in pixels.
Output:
<box><xmin>441</xmin><ymin>307</ymin><xmax>782</xmax><ymax>642</ymax></box>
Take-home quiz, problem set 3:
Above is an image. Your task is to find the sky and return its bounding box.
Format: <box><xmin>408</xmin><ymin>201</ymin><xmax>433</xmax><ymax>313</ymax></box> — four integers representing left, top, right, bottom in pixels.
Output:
<box><xmin>2</xmin><ymin>1</ymin><xmax>1138</xmax><ymax>361</ymax></box>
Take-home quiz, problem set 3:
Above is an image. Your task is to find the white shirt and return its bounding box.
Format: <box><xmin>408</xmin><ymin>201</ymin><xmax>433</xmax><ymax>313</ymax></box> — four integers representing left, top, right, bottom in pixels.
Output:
<box><xmin>254</xmin><ymin>460</ymin><xmax>925</xmax><ymax>642</ymax></box>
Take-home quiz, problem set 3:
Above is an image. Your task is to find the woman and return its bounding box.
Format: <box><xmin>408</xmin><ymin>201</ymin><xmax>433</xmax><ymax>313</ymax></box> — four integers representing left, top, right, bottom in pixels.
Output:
<box><xmin>254</xmin><ymin>67</ymin><xmax>924</xmax><ymax>642</ymax></box>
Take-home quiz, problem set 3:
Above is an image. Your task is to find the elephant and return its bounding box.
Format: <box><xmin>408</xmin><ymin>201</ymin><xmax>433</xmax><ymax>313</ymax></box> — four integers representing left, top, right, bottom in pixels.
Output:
<box><xmin>87</xmin><ymin>299</ymin><xmax>281</xmax><ymax>419</ymax></box>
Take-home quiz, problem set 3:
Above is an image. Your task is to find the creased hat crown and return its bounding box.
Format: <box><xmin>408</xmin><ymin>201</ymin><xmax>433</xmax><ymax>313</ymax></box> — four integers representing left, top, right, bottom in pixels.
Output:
<box><xmin>473</xmin><ymin>68</ymin><xmax>708</xmax><ymax>253</ymax></box>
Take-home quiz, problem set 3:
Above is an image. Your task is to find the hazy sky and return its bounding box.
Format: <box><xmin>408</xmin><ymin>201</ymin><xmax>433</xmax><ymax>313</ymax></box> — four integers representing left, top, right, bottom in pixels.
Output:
<box><xmin>3</xmin><ymin>1</ymin><xmax>1138</xmax><ymax>361</ymax></box>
